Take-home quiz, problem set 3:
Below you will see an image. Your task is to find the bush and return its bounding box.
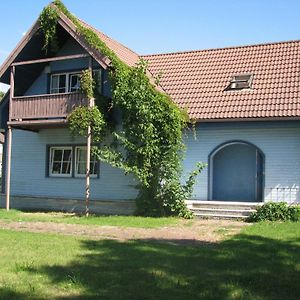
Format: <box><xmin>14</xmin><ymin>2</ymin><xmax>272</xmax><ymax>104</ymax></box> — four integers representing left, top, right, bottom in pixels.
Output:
<box><xmin>248</xmin><ymin>202</ymin><xmax>300</xmax><ymax>222</ymax></box>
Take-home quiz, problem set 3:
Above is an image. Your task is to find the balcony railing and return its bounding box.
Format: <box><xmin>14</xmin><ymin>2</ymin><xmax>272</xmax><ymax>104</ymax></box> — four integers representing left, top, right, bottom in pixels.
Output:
<box><xmin>10</xmin><ymin>92</ymin><xmax>88</xmax><ymax>121</ymax></box>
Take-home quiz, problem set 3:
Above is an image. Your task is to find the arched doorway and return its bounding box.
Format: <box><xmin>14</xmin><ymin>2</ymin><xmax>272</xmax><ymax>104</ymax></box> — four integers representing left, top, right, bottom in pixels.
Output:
<box><xmin>209</xmin><ymin>141</ymin><xmax>264</xmax><ymax>202</ymax></box>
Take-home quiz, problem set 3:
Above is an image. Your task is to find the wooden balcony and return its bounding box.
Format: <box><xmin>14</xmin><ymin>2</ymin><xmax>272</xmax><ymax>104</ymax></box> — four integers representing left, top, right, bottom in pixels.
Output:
<box><xmin>9</xmin><ymin>92</ymin><xmax>88</xmax><ymax>129</ymax></box>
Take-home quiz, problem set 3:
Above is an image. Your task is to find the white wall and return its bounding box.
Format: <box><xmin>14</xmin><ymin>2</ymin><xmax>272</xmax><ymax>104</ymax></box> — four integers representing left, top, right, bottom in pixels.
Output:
<box><xmin>183</xmin><ymin>121</ymin><xmax>300</xmax><ymax>203</ymax></box>
<box><xmin>10</xmin><ymin>128</ymin><xmax>138</xmax><ymax>200</ymax></box>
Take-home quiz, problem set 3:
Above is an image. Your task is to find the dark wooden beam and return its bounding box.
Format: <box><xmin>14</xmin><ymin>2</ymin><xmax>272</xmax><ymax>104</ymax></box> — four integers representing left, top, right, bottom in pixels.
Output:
<box><xmin>11</xmin><ymin>53</ymin><xmax>90</xmax><ymax>67</ymax></box>
<box><xmin>8</xmin><ymin>119</ymin><xmax>68</xmax><ymax>127</ymax></box>
<box><xmin>8</xmin><ymin>126</ymin><xmax>39</xmax><ymax>133</ymax></box>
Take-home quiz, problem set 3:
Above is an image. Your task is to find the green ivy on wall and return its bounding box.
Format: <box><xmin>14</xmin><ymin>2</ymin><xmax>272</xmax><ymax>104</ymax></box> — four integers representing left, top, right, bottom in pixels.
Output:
<box><xmin>38</xmin><ymin>0</ymin><xmax>206</xmax><ymax>218</ymax></box>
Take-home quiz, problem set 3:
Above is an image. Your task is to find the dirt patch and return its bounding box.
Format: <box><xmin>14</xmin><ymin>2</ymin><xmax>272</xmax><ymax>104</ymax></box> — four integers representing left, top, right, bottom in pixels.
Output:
<box><xmin>0</xmin><ymin>219</ymin><xmax>247</xmax><ymax>245</ymax></box>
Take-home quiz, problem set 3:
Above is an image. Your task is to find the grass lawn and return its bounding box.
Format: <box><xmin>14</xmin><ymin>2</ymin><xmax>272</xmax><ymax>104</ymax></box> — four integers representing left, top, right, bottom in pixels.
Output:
<box><xmin>0</xmin><ymin>209</ymin><xmax>178</xmax><ymax>228</ymax></box>
<box><xmin>0</xmin><ymin>222</ymin><xmax>299</xmax><ymax>299</ymax></box>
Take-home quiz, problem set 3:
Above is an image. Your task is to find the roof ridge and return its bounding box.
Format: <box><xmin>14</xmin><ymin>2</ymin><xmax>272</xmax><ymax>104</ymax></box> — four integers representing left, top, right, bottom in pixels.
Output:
<box><xmin>141</xmin><ymin>38</ymin><xmax>300</xmax><ymax>58</ymax></box>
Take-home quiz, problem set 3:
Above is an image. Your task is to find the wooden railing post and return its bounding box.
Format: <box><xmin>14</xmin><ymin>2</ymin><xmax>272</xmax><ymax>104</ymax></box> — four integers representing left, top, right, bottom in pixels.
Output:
<box><xmin>8</xmin><ymin>66</ymin><xmax>14</xmax><ymax>122</ymax></box>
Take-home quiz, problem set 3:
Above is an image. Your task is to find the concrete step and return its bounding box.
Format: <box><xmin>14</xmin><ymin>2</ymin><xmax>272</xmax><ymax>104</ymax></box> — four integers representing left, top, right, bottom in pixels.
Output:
<box><xmin>186</xmin><ymin>201</ymin><xmax>260</xmax><ymax>211</ymax></box>
<box><xmin>193</xmin><ymin>212</ymin><xmax>248</xmax><ymax>220</ymax></box>
<box><xmin>192</xmin><ymin>205</ymin><xmax>257</xmax><ymax>210</ymax></box>
<box><xmin>190</xmin><ymin>207</ymin><xmax>255</xmax><ymax>216</ymax></box>
<box><xmin>186</xmin><ymin>200</ymin><xmax>259</xmax><ymax>219</ymax></box>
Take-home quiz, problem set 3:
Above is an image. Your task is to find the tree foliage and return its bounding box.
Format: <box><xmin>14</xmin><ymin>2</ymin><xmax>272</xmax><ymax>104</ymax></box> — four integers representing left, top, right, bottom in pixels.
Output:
<box><xmin>0</xmin><ymin>91</ymin><xmax>5</xmax><ymax>101</ymax></box>
<box><xmin>39</xmin><ymin>0</ymin><xmax>206</xmax><ymax>218</ymax></box>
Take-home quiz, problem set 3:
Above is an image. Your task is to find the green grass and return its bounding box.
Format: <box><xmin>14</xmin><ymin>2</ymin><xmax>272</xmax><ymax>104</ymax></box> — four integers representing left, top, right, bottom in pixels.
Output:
<box><xmin>0</xmin><ymin>209</ymin><xmax>178</xmax><ymax>228</ymax></box>
<box><xmin>0</xmin><ymin>222</ymin><xmax>299</xmax><ymax>299</ymax></box>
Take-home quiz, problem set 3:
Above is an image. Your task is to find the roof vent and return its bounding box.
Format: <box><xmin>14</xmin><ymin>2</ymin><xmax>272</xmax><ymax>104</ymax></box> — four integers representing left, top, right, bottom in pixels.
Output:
<box><xmin>226</xmin><ymin>74</ymin><xmax>253</xmax><ymax>90</ymax></box>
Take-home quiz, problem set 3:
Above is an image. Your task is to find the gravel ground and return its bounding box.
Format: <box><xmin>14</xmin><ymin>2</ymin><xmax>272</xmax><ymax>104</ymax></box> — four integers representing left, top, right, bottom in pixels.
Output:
<box><xmin>0</xmin><ymin>219</ymin><xmax>248</xmax><ymax>245</ymax></box>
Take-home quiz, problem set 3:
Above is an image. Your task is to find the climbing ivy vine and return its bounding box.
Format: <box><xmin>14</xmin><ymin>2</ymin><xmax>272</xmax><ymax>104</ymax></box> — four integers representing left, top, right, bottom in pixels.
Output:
<box><xmin>38</xmin><ymin>5</ymin><xmax>59</xmax><ymax>53</ymax></box>
<box><xmin>39</xmin><ymin>0</ymin><xmax>206</xmax><ymax>218</ymax></box>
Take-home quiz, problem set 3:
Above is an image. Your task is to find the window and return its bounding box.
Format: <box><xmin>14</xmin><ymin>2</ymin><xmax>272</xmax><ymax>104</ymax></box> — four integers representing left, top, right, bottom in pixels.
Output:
<box><xmin>226</xmin><ymin>74</ymin><xmax>253</xmax><ymax>90</ymax></box>
<box><xmin>49</xmin><ymin>147</ymin><xmax>72</xmax><ymax>177</ymax></box>
<box><xmin>75</xmin><ymin>146</ymin><xmax>98</xmax><ymax>177</ymax></box>
<box><xmin>50</xmin><ymin>74</ymin><xmax>67</xmax><ymax>94</ymax></box>
<box><xmin>48</xmin><ymin>145</ymin><xmax>99</xmax><ymax>178</ymax></box>
<box><xmin>69</xmin><ymin>73</ymin><xmax>81</xmax><ymax>92</ymax></box>
<box><xmin>93</xmin><ymin>69</ymin><xmax>102</xmax><ymax>94</ymax></box>
<box><xmin>50</xmin><ymin>72</ymin><xmax>81</xmax><ymax>94</ymax></box>
<box><xmin>50</xmin><ymin>70</ymin><xmax>103</xmax><ymax>95</ymax></box>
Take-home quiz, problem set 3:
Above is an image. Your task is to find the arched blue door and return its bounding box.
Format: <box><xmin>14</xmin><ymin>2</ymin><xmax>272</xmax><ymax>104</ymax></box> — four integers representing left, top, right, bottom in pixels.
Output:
<box><xmin>211</xmin><ymin>142</ymin><xmax>263</xmax><ymax>202</ymax></box>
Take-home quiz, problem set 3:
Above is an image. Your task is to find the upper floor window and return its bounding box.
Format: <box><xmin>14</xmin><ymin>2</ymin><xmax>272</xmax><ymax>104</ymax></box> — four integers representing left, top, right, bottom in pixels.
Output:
<box><xmin>93</xmin><ymin>70</ymin><xmax>102</xmax><ymax>95</ymax></box>
<box><xmin>50</xmin><ymin>72</ymin><xmax>81</xmax><ymax>94</ymax></box>
<box><xmin>51</xmin><ymin>74</ymin><xmax>67</xmax><ymax>94</ymax></box>
<box><xmin>50</xmin><ymin>70</ymin><xmax>103</xmax><ymax>95</ymax></box>
<box><xmin>226</xmin><ymin>74</ymin><xmax>253</xmax><ymax>91</ymax></box>
<box><xmin>69</xmin><ymin>74</ymin><xmax>81</xmax><ymax>92</ymax></box>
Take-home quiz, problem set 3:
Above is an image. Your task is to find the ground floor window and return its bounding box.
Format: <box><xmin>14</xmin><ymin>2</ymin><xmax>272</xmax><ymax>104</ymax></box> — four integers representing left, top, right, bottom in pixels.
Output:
<box><xmin>49</xmin><ymin>147</ymin><xmax>72</xmax><ymax>177</ymax></box>
<box><xmin>75</xmin><ymin>146</ymin><xmax>98</xmax><ymax>177</ymax></box>
<box><xmin>48</xmin><ymin>145</ymin><xmax>99</xmax><ymax>178</ymax></box>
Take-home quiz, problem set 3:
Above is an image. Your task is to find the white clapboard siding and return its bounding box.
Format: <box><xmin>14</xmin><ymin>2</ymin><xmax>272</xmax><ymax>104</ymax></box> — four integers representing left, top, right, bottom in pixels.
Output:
<box><xmin>183</xmin><ymin>121</ymin><xmax>300</xmax><ymax>203</ymax></box>
<box><xmin>10</xmin><ymin>128</ymin><xmax>138</xmax><ymax>200</ymax></box>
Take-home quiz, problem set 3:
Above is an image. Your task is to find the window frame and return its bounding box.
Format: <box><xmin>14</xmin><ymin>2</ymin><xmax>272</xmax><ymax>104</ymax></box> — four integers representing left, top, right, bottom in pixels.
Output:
<box><xmin>50</xmin><ymin>73</ymin><xmax>68</xmax><ymax>94</ymax></box>
<box><xmin>49</xmin><ymin>146</ymin><xmax>73</xmax><ymax>178</ymax></box>
<box><xmin>226</xmin><ymin>74</ymin><xmax>253</xmax><ymax>91</ymax></box>
<box><xmin>50</xmin><ymin>71</ymin><xmax>82</xmax><ymax>94</ymax></box>
<box><xmin>50</xmin><ymin>69</ymin><xmax>103</xmax><ymax>95</ymax></box>
<box><xmin>74</xmin><ymin>146</ymin><xmax>99</xmax><ymax>178</ymax></box>
<box><xmin>47</xmin><ymin>145</ymin><xmax>100</xmax><ymax>179</ymax></box>
<box><xmin>69</xmin><ymin>73</ymin><xmax>82</xmax><ymax>93</ymax></box>
<box><xmin>93</xmin><ymin>69</ymin><xmax>103</xmax><ymax>95</ymax></box>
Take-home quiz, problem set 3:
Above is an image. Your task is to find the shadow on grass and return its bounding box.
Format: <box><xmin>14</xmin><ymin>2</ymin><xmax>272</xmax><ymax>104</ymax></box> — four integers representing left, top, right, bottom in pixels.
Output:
<box><xmin>7</xmin><ymin>234</ymin><xmax>300</xmax><ymax>300</ymax></box>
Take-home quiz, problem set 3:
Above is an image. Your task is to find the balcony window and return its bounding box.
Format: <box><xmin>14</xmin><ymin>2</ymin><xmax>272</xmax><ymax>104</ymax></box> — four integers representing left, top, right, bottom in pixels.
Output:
<box><xmin>50</xmin><ymin>72</ymin><xmax>81</xmax><ymax>94</ymax></box>
<box><xmin>51</xmin><ymin>74</ymin><xmax>67</xmax><ymax>94</ymax></box>
<box><xmin>69</xmin><ymin>74</ymin><xmax>81</xmax><ymax>92</ymax></box>
<box><xmin>50</xmin><ymin>70</ymin><xmax>103</xmax><ymax>95</ymax></box>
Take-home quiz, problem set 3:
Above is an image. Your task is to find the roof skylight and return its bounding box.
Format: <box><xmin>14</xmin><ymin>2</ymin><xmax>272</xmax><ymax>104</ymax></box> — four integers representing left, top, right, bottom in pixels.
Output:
<box><xmin>226</xmin><ymin>74</ymin><xmax>253</xmax><ymax>91</ymax></box>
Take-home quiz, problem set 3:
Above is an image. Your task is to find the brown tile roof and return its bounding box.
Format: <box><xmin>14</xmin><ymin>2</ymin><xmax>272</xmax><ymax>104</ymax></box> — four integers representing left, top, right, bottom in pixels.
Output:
<box><xmin>75</xmin><ymin>15</ymin><xmax>300</xmax><ymax>121</ymax></box>
<box><xmin>79</xmin><ymin>19</ymin><xmax>140</xmax><ymax>67</ymax></box>
<box><xmin>142</xmin><ymin>40</ymin><xmax>300</xmax><ymax>121</ymax></box>
<box><xmin>80</xmin><ymin>20</ymin><xmax>165</xmax><ymax>92</ymax></box>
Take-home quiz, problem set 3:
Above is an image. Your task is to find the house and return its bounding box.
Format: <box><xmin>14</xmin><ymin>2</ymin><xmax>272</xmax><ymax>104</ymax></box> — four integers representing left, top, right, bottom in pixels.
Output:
<box><xmin>0</xmin><ymin>2</ymin><xmax>300</xmax><ymax>215</ymax></box>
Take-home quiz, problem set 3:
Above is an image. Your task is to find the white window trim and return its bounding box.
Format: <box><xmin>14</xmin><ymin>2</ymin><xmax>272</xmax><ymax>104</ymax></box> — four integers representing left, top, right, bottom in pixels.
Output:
<box><xmin>69</xmin><ymin>73</ymin><xmax>81</xmax><ymax>93</ymax></box>
<box><xmin>50</xmin><ymin>71</ymin><xmax>82</xmax><ymax>94</ymax></box>
<box><xmin>50</xmin><ymin>73</ymin><xmax>68</xmax><ymax>94</ymax></box>
<box><xmin>74</xmin><ymin>146</ymin><xmax>98</xmax><ymax>178</ymax></box>
<box><xmin>50</xmin><ymin>69</ymin><xmax>103</xmax><ymax>95</ymax></box>
<box><xmin>49</xmin><ymin>146</ymin><xmax>73</xmax><ymax>177</ymax></box>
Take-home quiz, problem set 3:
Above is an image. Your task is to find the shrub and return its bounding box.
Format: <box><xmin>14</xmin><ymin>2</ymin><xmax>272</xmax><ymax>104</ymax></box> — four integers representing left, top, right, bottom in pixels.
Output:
<box><xmin>248</xmin><ymin>202</ymin><xmax>300</xmax><ymax>222</ymax></box>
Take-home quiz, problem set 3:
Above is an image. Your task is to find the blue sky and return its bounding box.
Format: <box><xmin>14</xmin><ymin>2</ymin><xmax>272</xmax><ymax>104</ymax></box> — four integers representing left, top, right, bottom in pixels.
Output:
<box><xmin>1</xmin><ymin>0</ymin><xmax>300</xmax><ymax>91</ymax></box>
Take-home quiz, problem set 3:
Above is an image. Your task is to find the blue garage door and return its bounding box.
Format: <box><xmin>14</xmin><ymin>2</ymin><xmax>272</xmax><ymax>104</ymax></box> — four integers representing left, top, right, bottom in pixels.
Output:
<box><xmin>212</xmin><ymin>143</ymin><xmax>263</xmax><ymax>202</ymax></box>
